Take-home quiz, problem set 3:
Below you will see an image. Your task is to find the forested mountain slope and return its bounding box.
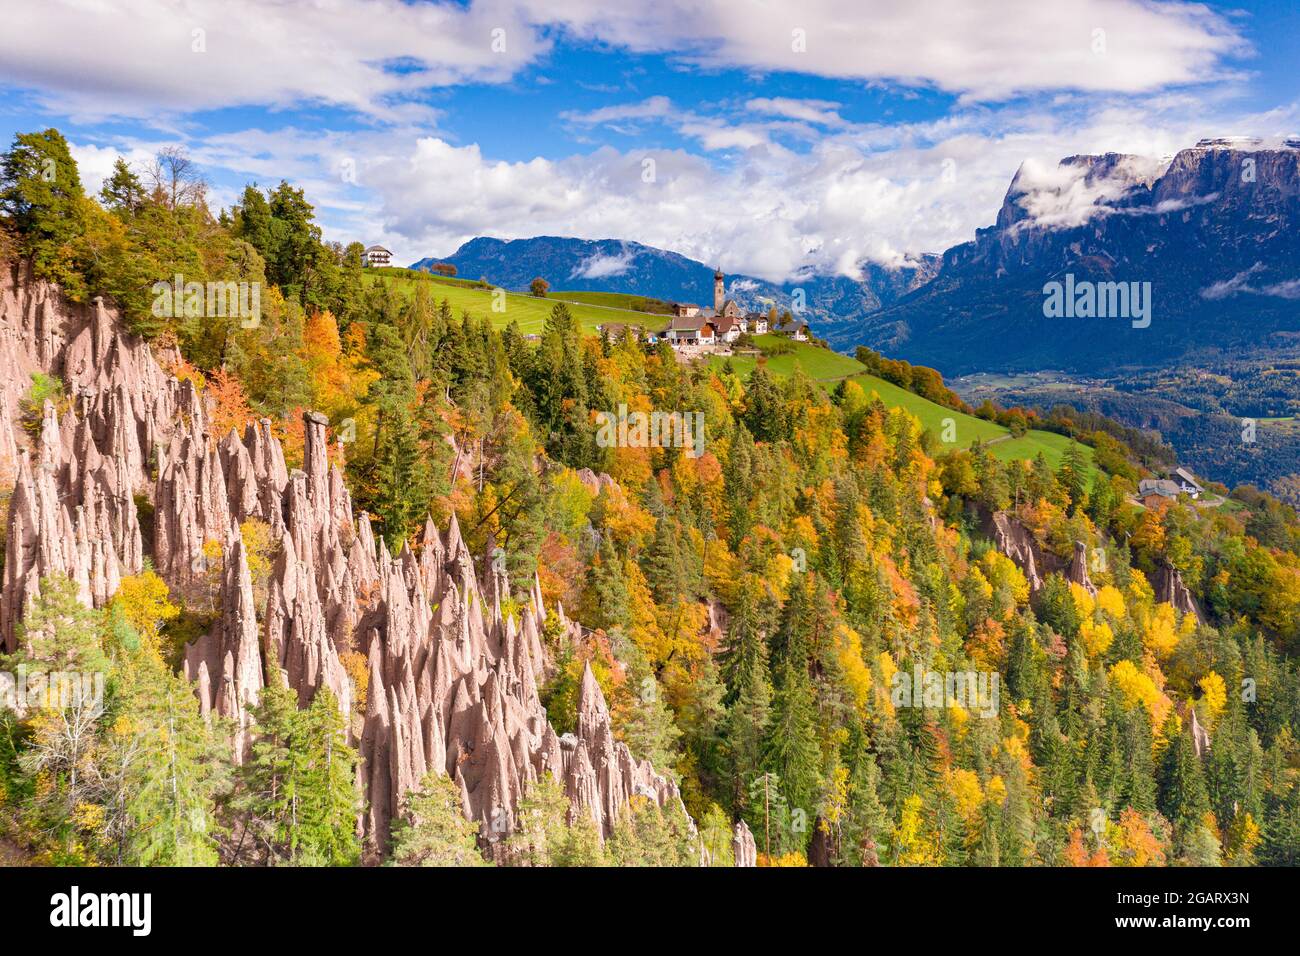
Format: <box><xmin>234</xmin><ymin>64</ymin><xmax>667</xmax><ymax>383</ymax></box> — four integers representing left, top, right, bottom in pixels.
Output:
<box><xmin>1</xmin><ymin>129</ymin><xmax>1298</xmax><ymax>867</ymax></box>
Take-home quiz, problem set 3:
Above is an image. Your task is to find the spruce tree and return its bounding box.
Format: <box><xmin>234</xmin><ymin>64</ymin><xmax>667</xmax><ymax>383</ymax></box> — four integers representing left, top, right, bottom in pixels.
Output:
<box><xmin>762</xmin><ymin>657</ymin><xmax>822</xmax><ymax>836</ymax></box>
<box><xmin>1157</xmin><ymin>715</ymin><xmax>1211</xmax><ymax>845</ymax></box>
<box><xmin>389</xmin><ymin>772</ymin><xmax>487</xmax><ymax>867</ymax></box>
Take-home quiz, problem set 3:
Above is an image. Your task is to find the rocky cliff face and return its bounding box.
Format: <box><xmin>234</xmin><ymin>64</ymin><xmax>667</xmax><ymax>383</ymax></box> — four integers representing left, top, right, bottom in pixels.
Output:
<box><xmin>0</xmin><ymin>260</ymin><xmax>685</xmax><ymax>860</ymax></box>
<box><xmin>840</xmin><ymin>139</ymin><xmax>1300</xmax><ymax>374</ymax></box>
<box><xmin>988</xmin><ymin>511</ymin><xmax>1099</xmax><ymax>598</ymax></box>
<box><xmin>1154</xmin><ymin>561</ymin><xmax>1201</xmax><ymax>623</ymax></box>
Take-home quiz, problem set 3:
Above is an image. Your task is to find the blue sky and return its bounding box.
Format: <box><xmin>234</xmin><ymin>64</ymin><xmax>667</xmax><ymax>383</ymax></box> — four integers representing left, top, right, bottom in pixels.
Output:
<box><xmin>0</xmin><ymin>0</ymin><xmax>1296</xmax><ymax>281</ymax></box>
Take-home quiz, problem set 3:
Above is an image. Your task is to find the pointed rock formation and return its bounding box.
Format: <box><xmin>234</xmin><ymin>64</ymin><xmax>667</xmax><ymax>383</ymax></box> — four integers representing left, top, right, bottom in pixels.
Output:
<box><xmin>0</xmin><ymin>263</ymin><xmax>689</xmax><ymax>861</ymax></box>
<box><xmin>1066</xmin><ymin>540</ymin><xmax>1099</xmax><ymax>596</ymax></box>
<box><xmin>733</xmin><ymin>820</ymin><xmax>757</xmax><ymax>867</ymax></box>
<box><xmin>989</xmin><ymin>511</ymin><xmax>1047</xmax><ymax>592</ymax></box>
<box><xmin>1156</xmin><ymin>561</ymin><xmax>1201</xmax><ymax>622</ymax></box>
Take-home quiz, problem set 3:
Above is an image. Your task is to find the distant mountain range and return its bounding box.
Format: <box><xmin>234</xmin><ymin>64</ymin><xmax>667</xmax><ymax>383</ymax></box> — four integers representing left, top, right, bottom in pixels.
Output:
<box><xmin>834</xmin><ymin>139</ymin><xmax>1300</xmax><ymax>375</ymax></box>
<box><xmin>411</xmin><ymin>236</ymin><xmax>939</xmax><ymax>326</ymax></box>
<box><xmin>413</xmin><ymin>139</ymin><xmax>1300</xmax><ymax>381</ymax></box>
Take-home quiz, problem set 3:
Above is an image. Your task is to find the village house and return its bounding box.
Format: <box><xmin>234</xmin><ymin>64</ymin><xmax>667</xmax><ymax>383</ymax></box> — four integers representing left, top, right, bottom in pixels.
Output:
<box><xmin>672</xmin><ymin>302</ymin><xmax>700</xmax><ymax>318</ymax></box>
<box><xmin>1171</xmin><ymin>467</ymin><xmax>1204</xmax><ymax>499</ymax></box>
<box><xmin>364</xmin><ymin>244</ymin><xmax>392</xmax><ymax>267</ymax></box>
<box><xmin>743</xmin><ymin>311</ymin><xmax>770</xmax><ymax>335</ymax></box>
<box><xmin>712</xmin><ymin>314</ymin><xmax>743</xmax><ymax>343</ymax></box>
<box><xmin>1138</xmin><ymin>478</ymin><xmax>1181</xmax><ymax>508</ymax></box>
<box><xmin>778</xmin><ymin>316</ymin><xmax>810</xmax><ymax>341</ymax></box>
<box><xmin>662</xmin><ymin>315</ymin><xmax>717</xmax><ymax>346</ymax></box>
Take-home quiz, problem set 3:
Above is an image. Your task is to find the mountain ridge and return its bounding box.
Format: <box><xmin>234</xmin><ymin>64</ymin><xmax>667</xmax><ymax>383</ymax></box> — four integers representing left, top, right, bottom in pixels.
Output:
<box><xmin>831</xmin><ymin>139</ymin><xmax>1300</xmax><ymax>375</ymax></box>
<box><xmin>412</xmin><ymin>235</ymin><xmax>940</xmax><ymax>326</ymax></box>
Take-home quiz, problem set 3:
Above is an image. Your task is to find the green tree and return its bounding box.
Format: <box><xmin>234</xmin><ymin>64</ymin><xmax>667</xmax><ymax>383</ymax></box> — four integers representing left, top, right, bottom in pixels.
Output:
<box><xmin>99</xmin><ymin>157</ymin><xmax>146</xmax><ymax>215</ymax></box>
<box><xmin>0</xmin><ymin>129</ymin><xmax>89</xmax><ymax>294</ymax></box>
<box><xmin>389</xmin><ymin>772</ymin><xmax>487</xmax><ymax>867</ymax></box>
<box><xmin>762</xmin><ymin>657</ymin><xmax>822</xmax><ymax>840</ymax></box>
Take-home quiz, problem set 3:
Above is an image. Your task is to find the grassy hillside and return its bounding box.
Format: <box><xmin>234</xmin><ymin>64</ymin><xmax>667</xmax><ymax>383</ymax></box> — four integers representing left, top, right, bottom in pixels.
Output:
<box><xmin>845</xmin><ymin>372</ymin><xmax>1096</xmax><ymax>473</ymax></box>
<box><xmin>372</xmin><ymin>269</ymin><xmax>649</xmax><ymax>334</ymax></box>
<box><xmin>708</xmin><ymin>336</ymin><xmax>867</xmax><ymax>380</ymax></box>
<box><xmin>550</xmin><ymin>290</ymin><xmax>676</xmax><ymax>314</ymax></box>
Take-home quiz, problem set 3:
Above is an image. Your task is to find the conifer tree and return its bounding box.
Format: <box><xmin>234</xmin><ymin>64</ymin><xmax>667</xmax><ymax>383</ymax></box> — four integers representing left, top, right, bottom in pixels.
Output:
<box><xmin>505</xmin><ymin>773</ymin><xmax>570</xmax><ymax>866</ymax></box>
<box><xmin>295</xmin><ymin>688</ymin><xmax>360</xmax><ymax>866</ymax></box>
<box><xmin>1157</xmin><ymin>715</ymin><xmax>1211</xmax><ymax>846</ymax></box>
<box><xmin>0</xmin><ymin>129</ymin><xmax>88</xmax><ymax>294</ymax></box>
<box><xmin>390</xmin><ymin>772</ymin><xmax>487</xmax><ymax>867</ymax></box>
<box><xmin>762</xmin><ymin>657</ymin><xmax>822</xmax><ymax>836</ymax></box>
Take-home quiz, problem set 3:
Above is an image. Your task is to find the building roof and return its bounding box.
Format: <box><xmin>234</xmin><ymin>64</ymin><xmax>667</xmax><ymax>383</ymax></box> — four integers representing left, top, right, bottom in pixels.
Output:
<box><xmin>1139</xmin><ymin>478</ymin><xmax>1181</xmax><ymax>498</ymax></box>
<box><xmin>713</xmin><ymin>315</ymin><xmax>739</xmax><ymax>334</ymax></box>
<box><xmin>664</xmin><ymin>316</ymin><xmax>718</xmax><ymax>335</ymax></box>
<box><xmin>1173</xmin><ymin>467</ymin><xmax>1204</xmax><ymax>490</ymax></box>
<box><xmin>365</xmin><ymin>245</ymin><xmax>392</xmax><ymax>254</ymax></box>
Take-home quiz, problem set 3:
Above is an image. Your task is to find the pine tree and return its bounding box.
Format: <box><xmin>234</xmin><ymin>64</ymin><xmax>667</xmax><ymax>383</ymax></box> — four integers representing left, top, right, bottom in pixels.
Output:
<box><xmin>295</xmin><ymin>689</ymin><xmax>360</xmax><ymax>866</ymax></box>
<box><xmin>0</xmin><ymin>129</ymin><xmax>88</xmax><ymax>294</ymax></box>
<box><xmin>99</xmin><ymin>157</ymin><xmax>145</xmax><ymax>215</ymax></box>
<box><xmin>762</xmin><ymin>657</ymin><xmax>822</xmax><ymax>837</ymax></box>
<box><xmin>725</xmin><ymin>640</ymin><xmax>773</xmax><ymax>810</ymax></box>
<box><xmin>110</xmin><ymin>626</ymin><xmax>230</xmax><ymax>866</ymax></box>
<box><xmin>1157</xmin><ymin>715</ymin><xmax>1211</xmax><ymax>846</ymax></box>
<box><xmin>620</xmin><ymin>649</ymin><xmax>681</xmax><ymax>777</ymax></box>
<box><xmin>553</xmin><ymin>813</ymin><xmax>605</xmax><ymax>866</ymax></box>
<box><xmin>1057</xmin><ymin>440</ymin><xmax>1088</xmax><ymax>513</ymax></box>
<box><xmin>228</xmin><ymin>676</ymin><xmax>300</xmax><ymax>866</ymax></box>
<box><xmin>505</xmin><ymin>773</ymin><xmax>569</xmax><ymax>866</ymax></box>
<box><xmin>842</xmin><ymin>733</ymin><xmax>889</xmax><ymax>866</ymax></box>
<box><xmin>389</xmin><ymin>772</ymin><xmax>487</xmax><ymax>867</ymax></box>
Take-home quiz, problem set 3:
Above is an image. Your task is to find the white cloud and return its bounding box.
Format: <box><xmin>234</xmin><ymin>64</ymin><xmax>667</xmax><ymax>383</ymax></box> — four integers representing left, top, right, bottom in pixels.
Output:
<box><xmin>0</xmin><ymin>0</ymin><xmax>544</xmax><ymax>121</ymax></box>
<box><xmin>562</xmin><ymin>97</ymin><xmax>674</xmax><ymax>126</ymax></box>
<box><xmin>0</xmin><ymin>0</ymin><xmax>1250</xmax><ymax>122</ymax></box>
<box><xmin>1203</xmin><ymin>264</ymin><xmax>1300</xmax><ymax>301</ymax></box>
<box><xmin>532</xmin><ymin>0</ymin><xmax>1249</xmax><ymax>100</ymax></box>
<box><xmin>67</xmin><ymin>143</ymin><xmax>156</xmax><ymax>196</ymax></box>
<box><xmin>1003</xmin><ymin>153</ymin><xmax>1171</xmax><ymax>230</ymax></box>
<box><xmin>746</xmin><ymin>98</ymin><xmax>845</xmax><ymax>127</ymax></box>
<box><xmin>571</xmin><ymin>250</ymin><xmax>636</xmax><ymax>279</ymax></box>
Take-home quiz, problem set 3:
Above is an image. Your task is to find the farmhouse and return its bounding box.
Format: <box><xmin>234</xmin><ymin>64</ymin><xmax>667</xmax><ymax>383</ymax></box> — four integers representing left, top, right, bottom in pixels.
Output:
<box><xmin>1138</xmin><ymin>478</ymin><xmax>1181</xmax><ymax>508</ymax></box>
<box><xmin>743</xmin><ymin>311</ymin><xmax>770</xmax><ymax>335</ymax></box>
<box><xmin>712</xmin><ymin>314</ymin><xmax>743</xmax><ymax>343</ymax></box>
<box><xmin>672</xmin><ymin>302</ymin><xmax>700</xmax><ymax>318</ymax></box>
<box><xmin>364</xmin><ymin>245</ymin><xmax>392</xmax><ymax>267</ymax></box>
<box><xmin>1171</xmin><ymin>467</ymin><xmax>1204</xmax><ymax>499</ymax></box>
<box><xmin>777</xmin><ymin>317</ymin><xmax>810</xmax><ymax>341</ymax></box>
<box><xmin>663</xmin><ymin>315</ymin><xmax>717</xmax><ymax>345</ymax></box>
